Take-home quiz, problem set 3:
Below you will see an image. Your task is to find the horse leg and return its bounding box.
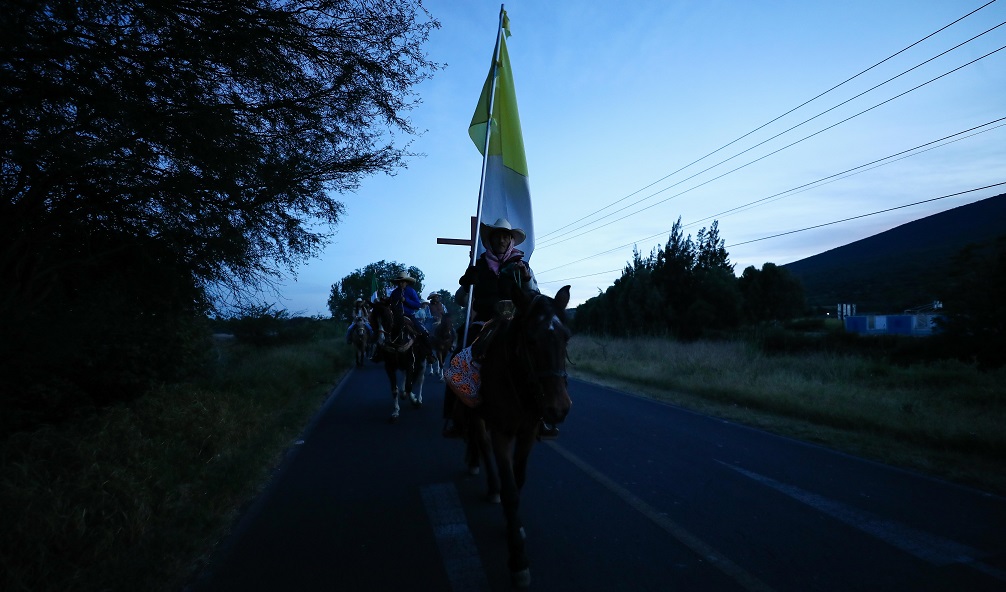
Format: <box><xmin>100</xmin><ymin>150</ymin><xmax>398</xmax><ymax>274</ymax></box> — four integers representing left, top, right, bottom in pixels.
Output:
<box><xmin>513</xmin><ymin>431</ymin><xmax>537</xmax><ymax>491</ymax></box>
<box><xmin>386</xmin><ymin>361</ymin><xmax>400</xmax><ymax>422</ymax></box>
<box><xmin>472</xmin><ymin>416</ymin><xmax>500</xmax><ymax>499</ymax></box>
<box><xmin>490</xmin><ymin>430</ymin><xmax>530</xmax><ymax>587</ymax></box>
<box><xmin>433</xmin><ymin>353</ymin><xmax>444</xmax><ymax>381</ymax></box>
<box><xmin>410</xmin><ymin>359</ymin><xmax>425</xmax><ymax>408</ymax></box>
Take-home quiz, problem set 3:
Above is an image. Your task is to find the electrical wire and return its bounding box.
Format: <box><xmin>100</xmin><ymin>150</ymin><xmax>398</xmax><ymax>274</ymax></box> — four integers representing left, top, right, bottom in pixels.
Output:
<box><xmin>537</xmin><ymin>35</ymin><xmax>1006</xmax><ymax>250</ymax></box>
<box><xmin>536</xmin><ymin>182</ymin><xmax>1006</xmax><ymax>284</ymax></box>
<box><xmin>535</xmin><ymin>1</ymin><xmax>1000</xmax><ymax>243</ymax></box>
<box><xmin>534</xmin><ymin>121</ymin><xmax>1006</xmax><ymax>276</ymax></box>
<box><xmin>725</xmin><ymin>182</ymin><xmax>1006</xmax><ymax>248</ymax></box>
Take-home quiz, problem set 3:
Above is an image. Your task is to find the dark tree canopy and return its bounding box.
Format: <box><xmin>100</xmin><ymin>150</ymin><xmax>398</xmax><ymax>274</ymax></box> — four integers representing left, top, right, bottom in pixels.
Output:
<box><xmin>2</xmin><ymin>0</ymin><xmax>440</xmax><ymax>301</ymax></box>
<box><xmin>0</xmin><ymin>0</ymin><xmax>440</xmax><ymax>429</ymax></box>
<box><xmin>738</xmin><ymin>262</ymin><xmax>806</xmax><ymax>323</ymax></box>
<box><xmin>934</xmin><ymin>237</ymin><xmax>1006</xmax><ymax>368</ymax></box>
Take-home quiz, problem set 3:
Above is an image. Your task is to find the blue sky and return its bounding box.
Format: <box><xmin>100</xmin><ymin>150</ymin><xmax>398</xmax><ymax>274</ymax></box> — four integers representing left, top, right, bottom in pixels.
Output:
<box><xmin>278</xmin><ymin>0</ymin><xmax>1006</xmax><ymax>316</ymax></box>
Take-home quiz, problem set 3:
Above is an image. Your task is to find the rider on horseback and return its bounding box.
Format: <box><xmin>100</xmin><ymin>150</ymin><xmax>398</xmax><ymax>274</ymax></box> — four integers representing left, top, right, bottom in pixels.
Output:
<box><xmin>443</xmin><ymin>217</ymin><xmax>559</xmax><ymax>440</ymax></box>
<box><xmin>345</xmin><ymin>297</ymin><xmax>373</xmax><ymax>343</ymax></box>
<box><xmin>371</xmin><ymin>271</ymin><xmax>435</xmax><ymax>362</ymax></box>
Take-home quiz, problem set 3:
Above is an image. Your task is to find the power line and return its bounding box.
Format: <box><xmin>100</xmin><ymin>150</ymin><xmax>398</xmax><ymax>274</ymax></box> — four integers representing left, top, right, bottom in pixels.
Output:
<box><xmin>534</xmin><ymin>122</ymin><xmax>1006</xmax><ymax>276</ymax></box>
<box><xmin>726</xmin><ymin>182</ymin><xmax>1006</xmax><ymax>248</ymax></box>
<box><xmin>536</xmin><ymin>1</ymin><xmax>1000</xmax><ymax>243</ymax></box>
<box><xmin>536</xmin><ymin>183</ymin><xmax>1005</xmax><ymax>283</ymax></box>
<box><xmin>538</xmin><ymin>37</ymin><xmax>1006</xmax><ymax>252</ymax></box>
<box><xmin>682</xmin><ymin>119</ymin><xmax>1006</xmax><ymax>228</ymax></box>
<box><xmin>537</xmin><ymin>268</ymin><xmax>623</xmax><ymax>287</ymax></box>
<box><xmin>538</xmin><ymin>32</ymin><xmax>1006</xmax><ymax>250</ymax></box>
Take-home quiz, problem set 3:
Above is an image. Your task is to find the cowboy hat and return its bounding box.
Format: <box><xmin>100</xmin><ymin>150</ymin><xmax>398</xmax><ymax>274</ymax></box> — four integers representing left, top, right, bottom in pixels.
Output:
<box><xmin>390</xmin><ymin>271</ymin><xmax>416</xmax><ymax>284</ymax></box>
<box><xmin>479</xmin><ymin>217</ymin><xmax>526</xmax><ymax>249</ymax></box>
<box><xmin>428</xmin><ymin>292</ymin><xmax>440</xmax><ymax>299</ymax></box>
<box><xmin>355</xmin><ymin>297</ymin><xmax>363</xmax><ymax>303</ymax></box>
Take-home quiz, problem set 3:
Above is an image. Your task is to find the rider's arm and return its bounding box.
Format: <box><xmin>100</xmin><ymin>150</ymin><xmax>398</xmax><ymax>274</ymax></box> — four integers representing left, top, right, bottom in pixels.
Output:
<box><xmin>403</xmin><ymin>287</ymin><xmax>422</xmax><ymax>311</ymax></box>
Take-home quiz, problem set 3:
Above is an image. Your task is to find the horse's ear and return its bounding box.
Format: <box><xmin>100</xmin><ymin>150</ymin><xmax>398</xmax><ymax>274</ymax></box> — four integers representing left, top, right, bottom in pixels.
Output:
<box><xmin>555</xmin><ymin>285</ymin><xmax>571</xmax><ymax>310</ymax></box>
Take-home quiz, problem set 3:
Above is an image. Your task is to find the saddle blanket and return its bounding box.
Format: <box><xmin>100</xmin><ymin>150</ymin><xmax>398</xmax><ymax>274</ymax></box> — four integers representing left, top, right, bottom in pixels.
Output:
<box><xmin>444</xmin><ymin>346</ymin><xmax>481</xmax><ymax>407</ymax></box>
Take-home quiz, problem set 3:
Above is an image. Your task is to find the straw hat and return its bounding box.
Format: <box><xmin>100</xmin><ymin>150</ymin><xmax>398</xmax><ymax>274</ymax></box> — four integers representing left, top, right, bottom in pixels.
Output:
<box><xmin>480</xmin><ymin>217</ymin><xmax>526</xmax><ymax>249</ymax></box>
<box><xmin>390</xmin><ymin>271</ymin><xmax>416</xmax><ymax>284</ymax></box>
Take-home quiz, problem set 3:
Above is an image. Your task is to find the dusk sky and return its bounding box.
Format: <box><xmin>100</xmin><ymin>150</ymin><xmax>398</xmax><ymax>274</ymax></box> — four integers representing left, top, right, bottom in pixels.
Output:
<box><xmin>275</xmin><ymin>0</ymin><xmax>1006</xmax><ymax>317</ymax></box>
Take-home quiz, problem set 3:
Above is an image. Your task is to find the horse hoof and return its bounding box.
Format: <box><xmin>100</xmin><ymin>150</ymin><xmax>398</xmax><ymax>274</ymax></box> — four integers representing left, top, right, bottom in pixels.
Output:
<box><xmin>389</xmin><ymin>414</ymin><xmax>399</xmax><ymax>423</ymax></box>
<box><xmin>512</xmin><ymin>568</ymin><xmax>530</xmax><ymax>588</ymax></box>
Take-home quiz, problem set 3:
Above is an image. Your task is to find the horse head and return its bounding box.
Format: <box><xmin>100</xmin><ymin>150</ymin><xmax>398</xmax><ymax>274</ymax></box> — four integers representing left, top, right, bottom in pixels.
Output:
<box><xmin>509</xmin><ymin>285</ymin><xmax>573</xmax><ymax>426</ymax></box>
<box><xmin>369</xmin><ymin>300</ymin><xmax>394</xmax><ymax>347</ymax></box>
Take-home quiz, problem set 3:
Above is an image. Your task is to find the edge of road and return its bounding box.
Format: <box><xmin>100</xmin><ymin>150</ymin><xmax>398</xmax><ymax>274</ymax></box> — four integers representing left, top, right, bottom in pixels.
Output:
<box><xmin>184</xmin><ymin>368</ymin><xmax>356</xmax><ymax>591</ymax></box>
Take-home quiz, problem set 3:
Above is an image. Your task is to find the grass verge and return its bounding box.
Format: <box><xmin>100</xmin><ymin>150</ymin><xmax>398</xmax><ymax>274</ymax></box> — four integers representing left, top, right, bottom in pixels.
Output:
<box><xmin>0</xmin><ymin>336</ymin><xmax>354</xmax><ymax>592</ymax></box>
<box><xmin>568</xmin><ymin>335</ymin><xmax>1006</xmax><ymax>496</ymax></box>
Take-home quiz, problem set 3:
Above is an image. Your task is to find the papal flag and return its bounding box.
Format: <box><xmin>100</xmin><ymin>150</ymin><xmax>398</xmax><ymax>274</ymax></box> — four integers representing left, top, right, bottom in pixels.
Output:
<box><xmin>468</xmin><ymin>10</ymin><xmax>535</xmax><ymax>260</ymax></box>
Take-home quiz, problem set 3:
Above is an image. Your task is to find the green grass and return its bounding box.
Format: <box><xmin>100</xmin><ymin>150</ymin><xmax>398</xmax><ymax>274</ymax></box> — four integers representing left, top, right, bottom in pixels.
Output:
<box><xmin>0</xmin><ymin>336</ymin><xmax>355</xmax><ymax>592</ymax></box>
<box><xmin>568</xmin><ymin>335</ymin><xmax>1006</xmax><ymax>495</ymax></box>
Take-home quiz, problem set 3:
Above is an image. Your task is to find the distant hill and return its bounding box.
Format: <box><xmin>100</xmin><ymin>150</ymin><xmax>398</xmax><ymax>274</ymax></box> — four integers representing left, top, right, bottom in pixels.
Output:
<box><xmin>783</xmin><ymin>193</ymin><xmax>1006</xmax><ymax>313</ymax></box>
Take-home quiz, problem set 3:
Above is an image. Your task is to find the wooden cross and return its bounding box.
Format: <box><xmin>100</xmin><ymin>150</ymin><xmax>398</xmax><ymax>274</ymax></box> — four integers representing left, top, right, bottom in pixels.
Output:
<box><xmin>436</xmin><ymin>216</ymin><xmax>478</xmax><ymax>261</ymax></box>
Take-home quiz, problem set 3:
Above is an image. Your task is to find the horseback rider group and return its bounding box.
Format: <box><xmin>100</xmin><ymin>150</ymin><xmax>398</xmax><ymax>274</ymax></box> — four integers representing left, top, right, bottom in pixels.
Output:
<box><xmin>358</xmin><ymin>217</ymin><xmax>559</xmax><ymax>440</ymax></box>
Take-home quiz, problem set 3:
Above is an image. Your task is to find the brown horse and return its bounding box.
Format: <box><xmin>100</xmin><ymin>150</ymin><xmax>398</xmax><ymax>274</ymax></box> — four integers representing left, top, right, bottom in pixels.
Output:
<box><xmin>430</xmin><ymin>312</ymin><xmax>456</xmax><ymax>381</ymax></box>
<box><xmin>350</xmin><ymin>317</ymin><xmax>368</xmax><ymax>367</ymax></box>
<box><xmin>457</xmin><ymin>285</ymin><xmax>572</xmax><ymax>588</ymax></box>
<box><xmin>369</xmin><ymin>299</ymin><xmax>429</xmax><ymax>422</ymax></box>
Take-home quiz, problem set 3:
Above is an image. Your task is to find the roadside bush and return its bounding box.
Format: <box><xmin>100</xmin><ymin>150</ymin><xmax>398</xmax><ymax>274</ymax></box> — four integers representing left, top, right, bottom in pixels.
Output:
<box><xmin>215</xmin><ymin>305</ymin><xmax>330</xmax><ymax>346</ymax></box>
<box><xmin>0</xmin><ymin>230</ymin><xmax>212</xmax><ymax>437</ymax></box>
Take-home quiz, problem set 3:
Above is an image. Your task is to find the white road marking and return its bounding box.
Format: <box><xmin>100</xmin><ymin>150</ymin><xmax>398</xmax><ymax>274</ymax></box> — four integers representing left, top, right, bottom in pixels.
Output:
<box><xmin>421</xmin><ymin>483</ymin><xmax>491</xmax><ymax>592</ymax></box>
<box><xmin>720</xmin><ymin>461</ymin><xmax>1006</xmax><ymax>581</ymax></box>
<box><xmin>546</xmin><ymin>441</ymin><xmax>778</xmax><ymax>592</ymax></box>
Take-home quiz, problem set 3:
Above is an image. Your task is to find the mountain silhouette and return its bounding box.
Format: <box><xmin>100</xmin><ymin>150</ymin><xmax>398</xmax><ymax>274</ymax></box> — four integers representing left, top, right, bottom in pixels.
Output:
<box><xmin>783</xmin><ymin>193</ymin><xmax>1006</xmax><ymax>313</ymax></box>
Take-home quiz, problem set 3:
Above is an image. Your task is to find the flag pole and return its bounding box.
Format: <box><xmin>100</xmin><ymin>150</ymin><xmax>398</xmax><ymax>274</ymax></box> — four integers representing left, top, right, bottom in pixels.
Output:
<box><xmin>463</xmin><ymin>3</ymin><xmax>505</xmax><ymax>346</ymax></box>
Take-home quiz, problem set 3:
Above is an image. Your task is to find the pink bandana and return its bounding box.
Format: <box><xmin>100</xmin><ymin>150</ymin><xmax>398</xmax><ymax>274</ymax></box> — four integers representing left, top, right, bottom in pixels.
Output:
<box><xmin>485</xmin><ymin>245</ymin><xmax>523</xmax><ymax>274</ymax></box>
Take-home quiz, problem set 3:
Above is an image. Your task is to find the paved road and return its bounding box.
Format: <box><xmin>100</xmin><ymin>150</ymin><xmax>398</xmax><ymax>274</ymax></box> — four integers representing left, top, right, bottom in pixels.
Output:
<box><xmin>189</xmin><ymin>362</ymin><xmax>1006</xmax><ymax>591</ymax></box>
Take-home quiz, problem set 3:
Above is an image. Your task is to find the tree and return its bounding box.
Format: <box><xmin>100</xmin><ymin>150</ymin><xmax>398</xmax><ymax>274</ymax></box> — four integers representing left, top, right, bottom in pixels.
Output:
<box><xmin>327</xmin><ymin>261</ymin><xmax>425</xmax><ymax>322</ymax></box>
<box><xmin>652</xmin><ymin>218</ymin><xmax>696</xmax><ymax>331</ymax></box>
<box><xmin>935</xmin><ymin>238</ymin><xmax>1006</xmax><ymax>368</ymax></box>
<box><xmin>2</xmin><ymin>0</ymin><xmax>440</xmax><ymax>304</ymax></box>
<box><xmin>0</xmin><ymin>1</ymin><xmax>440</xmax><ymax>426</ymax></box>
<box><xmin>694</xmin><ymin>221</ymin><xmax>733</xmax><ymax>273</ymax></box>
<box><xmin>737</xmin><ymin>263</ymin><xmax>806</xmax><ymax>322</ymax></box>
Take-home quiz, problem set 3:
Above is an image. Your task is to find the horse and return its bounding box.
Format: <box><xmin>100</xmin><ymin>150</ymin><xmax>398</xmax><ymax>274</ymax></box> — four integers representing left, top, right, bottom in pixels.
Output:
<box><xmin>350</xmin><ymin>316</ymin><xmax>368</xmax><ymax>367</ymax></box>
<box><xmin>369</xmin><ymin>299</ymin><xmax>430</xmax><ymax>422</ymax></box>
<box><xmin>456</xmin><ymin>285</ymin><xmax>572</xmax><ymax>588</ymax></box>
<box><xmin>430</xmin><ymin>312</ymin><xmax>456</xmax><ymax>381</ymax></box>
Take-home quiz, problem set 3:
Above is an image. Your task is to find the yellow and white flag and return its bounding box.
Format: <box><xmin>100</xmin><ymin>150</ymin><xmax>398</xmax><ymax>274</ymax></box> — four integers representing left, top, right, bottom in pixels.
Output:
<box><xmin>469</xmin><ymin>12</ymin><xmax>534</xmax><ymax>259</ymax></box>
